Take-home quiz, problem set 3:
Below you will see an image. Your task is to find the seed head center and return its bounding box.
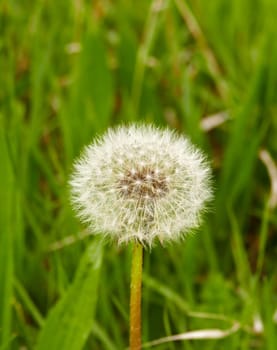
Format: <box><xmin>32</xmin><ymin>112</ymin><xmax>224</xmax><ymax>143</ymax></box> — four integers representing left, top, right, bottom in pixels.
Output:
<box><xmin>118</xmin><ymin>167</ymin><xmax>168</xmax><ymax>199</ymax></box>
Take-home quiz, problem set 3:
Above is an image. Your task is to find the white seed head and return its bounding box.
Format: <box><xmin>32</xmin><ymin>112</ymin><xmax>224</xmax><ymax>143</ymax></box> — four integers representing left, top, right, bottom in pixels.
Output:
<box><xmin>70</xmin><ymin>124</ymin><xmax>212</xmax><ymax>246</ymax></box>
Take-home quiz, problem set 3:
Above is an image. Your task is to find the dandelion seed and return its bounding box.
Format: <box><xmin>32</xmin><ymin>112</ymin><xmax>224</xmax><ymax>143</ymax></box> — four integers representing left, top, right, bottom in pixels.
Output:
<box><xmin>70</xmin><ymin>124</ymin><xmax>212</xmax><ymax>246</ymax></box>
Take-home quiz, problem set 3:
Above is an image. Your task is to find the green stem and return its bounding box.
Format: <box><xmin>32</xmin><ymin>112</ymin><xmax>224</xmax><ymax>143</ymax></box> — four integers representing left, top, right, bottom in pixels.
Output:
<box><xmin>129</xmin><ymin>242</ymin><xmax>143</xmax><ymax>350</ymax></box>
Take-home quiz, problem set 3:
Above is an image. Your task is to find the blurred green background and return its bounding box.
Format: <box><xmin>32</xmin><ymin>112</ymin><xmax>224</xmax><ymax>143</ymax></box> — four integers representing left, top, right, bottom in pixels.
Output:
<box><xmin>1</xmin><ymin>0</ymin><xmax>277</xmax><ymax>349</ymax></box>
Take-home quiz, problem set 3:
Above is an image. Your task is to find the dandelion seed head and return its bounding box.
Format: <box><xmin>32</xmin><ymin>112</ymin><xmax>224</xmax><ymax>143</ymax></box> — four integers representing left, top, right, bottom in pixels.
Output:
<box><xmin>70</xmin><ymin>124</ymin><xmax>212</xmax><ymax>246</ymax></box>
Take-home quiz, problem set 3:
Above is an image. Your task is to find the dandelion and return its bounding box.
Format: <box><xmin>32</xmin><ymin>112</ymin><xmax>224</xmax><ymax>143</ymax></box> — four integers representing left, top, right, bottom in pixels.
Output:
<box><xmin>70</xmin><ymin>124</ymin><xmax>212</xmax><ymax>245</ymax></box>
<box><xmin>70</xmin><ymin>124</ymin><xmax>212</xmax><ymax>350</ymax></box>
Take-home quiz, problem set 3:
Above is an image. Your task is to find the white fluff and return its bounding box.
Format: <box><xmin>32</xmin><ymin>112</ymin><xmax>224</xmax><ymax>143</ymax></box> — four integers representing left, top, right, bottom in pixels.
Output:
<box><xmin>70</xmin><ymin>124</ymin><xmax>212</xmax><ymax>246</ymax></box>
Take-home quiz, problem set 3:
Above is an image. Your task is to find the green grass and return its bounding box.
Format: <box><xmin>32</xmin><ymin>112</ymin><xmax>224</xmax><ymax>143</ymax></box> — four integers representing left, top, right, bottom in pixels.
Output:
<box><xmin>1</xmin><ymin>0</ymin><xmax>277</xmax><ymax>349</ymax></box>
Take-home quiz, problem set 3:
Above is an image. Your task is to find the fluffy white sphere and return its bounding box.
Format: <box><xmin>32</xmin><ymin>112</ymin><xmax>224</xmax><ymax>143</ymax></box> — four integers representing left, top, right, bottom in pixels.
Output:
<box><xmin>70</xmin><ymin>124</ymin><xmax>212</xmax><ymax>246</ymax></box>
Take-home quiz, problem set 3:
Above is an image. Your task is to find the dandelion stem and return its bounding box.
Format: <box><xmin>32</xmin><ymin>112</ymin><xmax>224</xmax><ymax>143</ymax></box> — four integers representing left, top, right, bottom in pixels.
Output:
<box><xmin>129</xmin><ymin>242</ymin><xmax>143</xmax><ymax>350</ymax></box>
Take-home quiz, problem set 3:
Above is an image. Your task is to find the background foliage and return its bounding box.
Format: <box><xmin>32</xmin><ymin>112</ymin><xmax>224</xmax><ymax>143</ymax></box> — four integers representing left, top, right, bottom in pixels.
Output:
<box><xmin>1</xmin><ymin>0</ymin><xmax>277</xmax><ymax>349</ymax></box>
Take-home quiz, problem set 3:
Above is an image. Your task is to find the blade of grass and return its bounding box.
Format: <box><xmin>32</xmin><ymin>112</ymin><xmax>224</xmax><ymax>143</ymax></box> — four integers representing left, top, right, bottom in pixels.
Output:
<box><xmin>0</xmin><ymin>127</ymin><xmax>14</xmax><ymax>348</ymax></box>
<box><xmin>60</xmin><ymin>28</ymin><xmax>114</xmax><ymax>165</ymax></box>
<box><xmin>14</xmin><ymin>278</ymin><xmax>44</xmax><ymax>328</ymax></box>
<box><xmin>174</xmin><ymin>0</ymin><xmax>228</xmax><ymax>101</ymax></box>
<box><xmin>36</xmin><ymin>239</ymin><xmax>103</xmax><ymax>350</ymax></box>
<box><xmin>228</xmin><ymin>207</ymin><xmax>251</xmax><ymax>289</ymax></box>
<box><xmin>131</xmin><ymin>0</ymin><xmax>169</xmax><ymax>115</ymax></box>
